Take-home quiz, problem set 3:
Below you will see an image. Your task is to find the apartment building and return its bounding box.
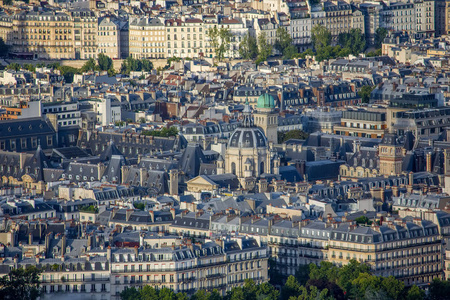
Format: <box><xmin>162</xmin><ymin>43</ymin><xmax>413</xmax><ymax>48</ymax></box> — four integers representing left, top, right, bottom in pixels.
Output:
<box><xmin>220</xmin><ymin>18</ymin><xmax>247</xmax><ymax>58</ymax></box>
<box><xmin>98</xmin><ymin>17</ymin><xmax>121</xmax><ymax>59</ymax></box>
<box><xmin>11</xmin><ymin>11</ymin><xmax>74</xmax><ymax>59</ymax></box>
<box><xmin>165</xmin><ymin>18</ymin><xmax>205</xmax><ymax>59</ymax></box>
<box><xmin>333</xmin><ymin>109</ymin><xmax>387</xmax><ymax>138</ymax></box>
<box><xmin>329</xmin><ymin>219</ymin><xmax>442</xmax><ymax>286</ymax></box>
<box><xmin>129</xmin><ymin>17</ymin><xmax>165</xmax><ymax>59</ymax></box>
<box><xmin>323</xmin><ymin>1</ymin><xmax>354</xmax><ymax>42</ymax></box>
<box><xmin>414</xmin><ymin>0</ymin><xmax>435</xmax><ymax>38</ymax></box>
<box><xmin>381</xmin><ymin>2</ymin><xmax>415</xmax><ymax>33</ymax></box>
<box><xmin>71</xmin><ymin>9</ymin><xmax>97</xmax><ymax>60</ymax></box>
<box><xmin>42</xmin><ymin>101</ymin><xmax>82</xmax><ymax>128</ymax></box>
<box><xmin>290</xmin><ymin>11</ymin><xmax>311</xmax><ymax>52</ymax></box>
<box><xmin>0</xmin><ymin>12</ymin><xmax>12</xmax><ymax>46</ymax></box>
<box><xmin>0</xmin><ymin>237</ymin><xmax>268</xmax><ymax>299</ymax></box>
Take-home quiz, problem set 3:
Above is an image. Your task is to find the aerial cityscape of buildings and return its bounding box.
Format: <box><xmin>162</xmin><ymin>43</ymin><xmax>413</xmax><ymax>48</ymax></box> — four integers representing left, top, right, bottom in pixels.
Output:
<box><xmin>3</xmin><ymin>0</ymin><xmax>450</xmax><ymax>298</ymax></box>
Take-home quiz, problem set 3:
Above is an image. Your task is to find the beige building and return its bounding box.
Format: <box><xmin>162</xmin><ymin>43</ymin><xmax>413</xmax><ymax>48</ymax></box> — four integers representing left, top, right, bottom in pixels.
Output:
<box><xmin>165</xmin><ymin>18</ymin><xmax>205</xmax><ymax>59</ymax></box>
<box><xmin>0</xmin><ymin>12</ymin><xmax>12</xmax><ymax>46</ymax></box>
<box><xmin>11</xmin><ymin>11</ymin><xmax>74</xmax><ymax>59</ymax></box>
<box><xmin>98</xmin><ymin>17</ymin><xmax>121</xmax><ymax>59</ymax></box>
<box><xmin>71</xmin><ymin>9</ymin><xmax>97</xmax><ymax>60</ymax></box>
<box><xmin>129</xmin><ymin>17</ymin><xmax>165</xmax><ymax>59</ymax></box>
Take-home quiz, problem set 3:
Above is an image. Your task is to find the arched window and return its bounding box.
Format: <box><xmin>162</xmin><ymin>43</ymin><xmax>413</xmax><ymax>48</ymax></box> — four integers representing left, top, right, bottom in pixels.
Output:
<box><xmin>260</xmin><ymin>162</ymin><xmax>264</xmax><ymax>175</ymax></box>
<box><xmin>231</xmin><ymin>162</ymin><xmax>236</xmax><ymax>175</ymax></box>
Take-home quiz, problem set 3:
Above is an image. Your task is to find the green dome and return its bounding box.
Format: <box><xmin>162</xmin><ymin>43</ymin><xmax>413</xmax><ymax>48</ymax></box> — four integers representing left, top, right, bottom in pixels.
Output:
<box><xmin>257</xmin><ymin>93</ymin><xmax>275</xmax><ymax>109</ymax></box>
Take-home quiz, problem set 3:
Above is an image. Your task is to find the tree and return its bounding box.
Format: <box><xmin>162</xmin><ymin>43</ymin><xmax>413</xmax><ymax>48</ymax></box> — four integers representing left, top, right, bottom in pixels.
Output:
<box><xmin>256</xmin><ymin>33</ymin><xmax>272</xmax><ymax>64</ymax></box>
<box><xmin>366</xmin><ymin>49</ymin><xmax>382</xmax><ymax>57</ymax></box>
<box><xmin>107</xmin><ymin>68</ymin><xmax>116</xmax><ymax>77</ymax></box>
<box><xmin>428</xmin><ymin>278</ymin><xmax>450</xmax><ymax>300</ymax></box>
<box><xmin>120</xmin><ymin>57</ymin><xmax>153</xmax><ymax>75</ymax></box>
<box><xmin>0</xmin><ymin>38</ymin><xmax>10</xmax><ymax>57</ymax></box>
<box><xmin>374</xmin><ymin>27</ymin><xmax>388</xmax><ymax>49</ymax></box>
<box><xmin>239</xmin><ymin>33</ymin><xmax>258</xmax><ymax>60</ymax></box>
<box><xmin>406</xmin><ymin>285</ymin><xmax>425</xmax><ymax>300</ymax></box>
<box><xmin>281</xmin><ymin>275</ymin><xmax>301</xmax><ymax>300</ymax></box>
<box><xmin>141</xmin><ymin>127</ymin><xmax>178</xmax><ymax>137</ymax></box>
<box><xmin>133</xmin><ymin>202</ymin><xmax>145</xmax><ymax>210</ymax></box>
<box><xmin>278</xmin><ymin>130</ymin><xmax>309</xmax><ymax>143</ymax></box>
<box><xmin>97</xmin><ymin>53</ymin><xmax>113</xmax><ymax>71</ymax></box>
<box><xmin>22</xmin><ymin>63</ymin><xmax>35</xmax><ymax>72</ymax></box>
<box><xmin>58</xmin><ymin>66</ymin><xmax>81</xmax><ymax>84</ymax></box>
<box><xmin>120</xmin><ymin>287</ymin><xmax>141</xmax><ymax>300</ymax></box>
<box><xmin>274</xmin><ymin>27</ymin><xmax>297</xmax><ymax>59</ymax></box>
<box><xmin>141</xmin><ymin>59</ymin><xmax>153</xmax><ymax>72</ymax></box>
<box><xmin>311</xmin><ymin>25</ymin><xmax>331</xmax><ymax>50</ymax></box>
<box><xmin>359</xmin><ymin>85</ymin><xmax>375</xmax><ymax>103</ymax></box>
<box><xmin>0</xmin><ymin>266</ymin><xmax>42</xmax><ymax>300</ymax></box>
<box><xmin>81</xmin><ymin>58</ymin><xmax>96</xmax><ymax>72</ymax></box>
<box><xmin>7</xmin><ymin>63</ymin><xmax>20</xmax><ymax>71</ymax></box>
<box><xmin>338</xmin><ymin>29</ymin><xmax>366</xmax><ymax>56</ymax></box>
<box><xmin>207</xmin><ymin>27</ymin><xmax>232</xmax><ymax>62</ymax></box>
<box><xmin>354</xmin><ymin>215</ymin><xmax>372</xmax><ymax>225</ymax></box>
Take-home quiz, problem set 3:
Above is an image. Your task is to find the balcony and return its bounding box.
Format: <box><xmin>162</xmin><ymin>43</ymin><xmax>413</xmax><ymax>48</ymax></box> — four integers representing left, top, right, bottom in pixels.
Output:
<box><xmin>41</xmin><ymin>278</ymin><xmax>109</xmax><ymax>283</ymax></box>
<box><xmin>206</xmin><ymin>273</ymin><xmax>225</xmax><ymax>279</ymax></box>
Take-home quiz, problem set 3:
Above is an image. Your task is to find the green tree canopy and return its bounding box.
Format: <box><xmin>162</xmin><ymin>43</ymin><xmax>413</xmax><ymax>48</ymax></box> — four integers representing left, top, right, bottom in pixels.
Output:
<box><xmin>120</xmin><ymin>57</ymin><xmax>153</xmax><ymax>75</ymax></box>
<box><xmin>338</xmin><ymin>29</ymin><xmax>366</xmax><ymax>56</ymax></box>
<box><xmin>7</xmin><ymin>63</ymin><xmax>20</xmax><ymax>71</ymax></box>
<box><xmin>0</xmin><ymin>266</ymin><xmax>42</xmax><ymax>300</ymax></box>
<box><xmin>256</xmin><ymin>33</ymin><xmax>272</xmax><ymax>64</ymax></box>
<box><xmin>374</xmin><ymin>27</ymin><xmax>388</xmax><ymax>49</ymax></box>
<box><xmin>97</xmin><ymin>53</ymin><xmax>113</xmax><ymax>71</ymax></box>
<box><xmin>239</xmin><ymin>33</ymin><xmax>258</xmax><ymax>60</ymax></box>
<box><xmin>207</xmin><ymin>27</ymin><xmax>233</xmax><ymax>62</ymax></box>
<box><xmin>359</xmin><ymin>85</ymin><xmax>375</xmax><ymax>103</ymax></box>
<box><xmin>278</xmin><ymin>130</ymin><xmax>309</xmax><ymax>144</ymax></box>
<box><xmin>274</xmin><ymin>27</ymin><xmax>298</xmax><ymax>59</ymax></box>
<box><xmin>81</xmin><ymin>58</ymin><xmax>96</xmax><ymax>72</ymax></box>
<box><xmin>311</xmin><ymin>25</ymin><xmax>331</xmax><ymax>50</ymax></box>
<box><xmin>141</xmin><ymin>126</ymin><xmax>178</xmax><ymax>137</ymax></box>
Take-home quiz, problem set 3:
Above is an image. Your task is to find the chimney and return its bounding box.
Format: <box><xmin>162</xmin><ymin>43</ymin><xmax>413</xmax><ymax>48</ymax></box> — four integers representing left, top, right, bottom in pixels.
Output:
<box><xmin>170</xmin><ymin>208</ymin><xmax>175</xmax><ymax>220</ymax></box>
<box><xmin>87</xmin><ymin>234</ymin><xmax>93</xmax><ymax>251</ymax></box>
<box><xmin>149</xmin><ymin>211</ymin><xmax>154</xmax><ymax>223</ymax></box>
<box><xmin>126</xmin><ymin>209</ymin><xmax>133</xmax><ymax>221</ymax></box>
<box><xmin>61</xmin><ymin>235</ymin><xmax>66</xmax><ymax>256</ymax></box>
<box><xmin>107</xmin><ymin>246</ymin><xmax>111</xmax><ymax>261</ymax></box>
<box><xmin>426</xmin><ymin>152</ymin><xmax>432</xmax><ymax>172</ymax></box>
<box><xmin>28</xmin><ymin>233</ymin><xmax>33</xmax><ymax>245</ymax></box>
<box><xmin>35</xmin><ymin>255</ymin><xmax>40</xmax><ymax>264</ymax></box>
<box><xmin>111</xmin><ymin>208</ymin><xmax>118</xmax><ymax>219</ymax></box>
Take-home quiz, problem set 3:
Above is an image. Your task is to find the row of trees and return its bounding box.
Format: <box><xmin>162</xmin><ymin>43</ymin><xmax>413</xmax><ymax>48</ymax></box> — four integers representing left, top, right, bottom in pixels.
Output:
<box><xmin>120</xmin><ymin>56</ymin><xmax>153</xmax><ymax>75</ymax></box>
<box><xmin>2</xmin><ymin>262</ymin><xmax>450</xmax><ymax>300</ymax></box>
<box><xmin>119</xmin><ymin>259</ymin><xmax>450</xmax><ymax>300</ymax></box>
<box><xmin>141</xmin><ymin>126</ymin><xmax>179</xmax><ymax>137</ymax></box>
<box><xmin>239</xmin><ymin>27</ymin><xmax>299</xmax><ymax>64</ymax></box>
<box><xmin>5</xmin><ymin>54</ymin><xmax>154</xmax><ymax>83</ymax></box>
<box><xmin>120</xmin><ymin>281</ymin><xmax>279</xmax><ymax>300</ymax></box>
<box><xmin>278</xmin><ymin>130</ymin><xmax>310</xmax><ymax>144</ymax></box>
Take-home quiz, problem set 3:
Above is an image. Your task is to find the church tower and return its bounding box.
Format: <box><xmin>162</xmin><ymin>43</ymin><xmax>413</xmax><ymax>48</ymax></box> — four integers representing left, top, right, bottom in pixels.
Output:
<box><xmin>254</xmin><ymin>93</ymin><xmax>278</xmax><ymax>144</ymax></box>
<box><xmin>378</xmin><ymin>133</ymin><xmax>404</xmax><ymax>176</ymax></box>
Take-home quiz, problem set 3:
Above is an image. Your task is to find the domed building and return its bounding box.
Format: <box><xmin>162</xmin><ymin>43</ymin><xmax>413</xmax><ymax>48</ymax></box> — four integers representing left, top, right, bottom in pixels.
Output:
<box><xmin>254</xmin><ymin>93</ymin><xmax>278</xmax><ymax>144</ymax></box>
<box><xmin>224</xmin><ymin>102</ymin><xmax>279</xmax><ymax>190</ymax></box>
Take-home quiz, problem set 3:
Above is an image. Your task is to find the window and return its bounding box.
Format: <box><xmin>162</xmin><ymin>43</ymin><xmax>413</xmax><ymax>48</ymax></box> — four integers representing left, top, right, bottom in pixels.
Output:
<box><xmin>21</xmin><ymin>138</ymin><xmax>27</xmax><ymax>149</ymax></box>
<box><xmin>10</xmin><ymin>140</ymin><xmax>16</xmax><ymax>150</ymax></box>
<box><xmin>47</xmin><ymin>136</ymin><xmax>53</xmax><ymax>146</ymax></box>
